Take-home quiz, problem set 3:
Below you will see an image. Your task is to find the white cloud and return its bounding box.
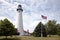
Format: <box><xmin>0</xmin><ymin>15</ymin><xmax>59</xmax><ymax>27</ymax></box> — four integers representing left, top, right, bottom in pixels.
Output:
<box><xmin>0</xmin><ymin>16</ymin><xmax>6</xmax><ymax>20</ymax></box>
<box><xmin>0</xmin><ymin>16</ymin><xmax>16</xmax><ymax>28</ymax></box>
<box><xmin>0</xmin><ymin>0</ymin><xmax>60</xmax><ymax>33</ymax></box>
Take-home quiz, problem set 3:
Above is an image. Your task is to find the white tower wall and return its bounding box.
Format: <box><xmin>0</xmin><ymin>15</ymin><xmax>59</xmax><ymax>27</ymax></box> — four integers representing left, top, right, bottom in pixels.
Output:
<box><xmin>17</xmin><ymin>5</ymin><xmax>24</xmax><ymax>36</ymax></box>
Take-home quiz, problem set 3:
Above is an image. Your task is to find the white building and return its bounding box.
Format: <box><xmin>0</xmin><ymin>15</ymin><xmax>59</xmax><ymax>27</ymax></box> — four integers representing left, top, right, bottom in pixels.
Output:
<box><xmin>23</xmin><ymin>30</ymin><xmax>30</xmax><ymax>36</ymax></box>
<box><xmin>17</xmin><ymin>5</ymin><xmax>30</xmax><ymax>36</ymax></box>
<box><xmin>17</xmin><ymin>5</ymin><xmax>24</xmax><ymax>36</ymax></box>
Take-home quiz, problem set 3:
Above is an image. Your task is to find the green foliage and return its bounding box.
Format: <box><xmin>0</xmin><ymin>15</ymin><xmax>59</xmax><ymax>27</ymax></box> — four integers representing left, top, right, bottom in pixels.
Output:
<box><xmin>45</xmin><ymin>20</ymin><xmax>57</xmax><ymax>35</ymax></box>
<box><xmin>0</xmin><ymin>18</ymin><xmax>17</xmax><ymax>38</ymax></box>
<box><xmin>32</xmin><ymin>22</ymin><xmax>47</xmax><ymax>37</ymax></box>
<box><xmin>56</xmin><ymin>24</ymin><xmax>60</xmax><ymax>35</ymax></box>
<box><xmin>32</xmin><ymin>22</ymin><xmax>41</xmax><ymax>37</ymax></box>
<box><xmin>33</xmin><ymin>20</ymin><xmax>60</xmax><ymax>37</ymax></box>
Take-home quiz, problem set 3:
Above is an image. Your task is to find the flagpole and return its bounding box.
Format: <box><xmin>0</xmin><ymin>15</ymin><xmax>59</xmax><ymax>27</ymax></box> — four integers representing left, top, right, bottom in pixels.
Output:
<box><xmin>41</xmin><ymin>16</ymin><xmax>43</xmax><ymax>37</ymax></box>
<box><xmin>41</xmin><ymin>15</ymin><xmax>47</xmax><ymax>37</ymax></box>
<box><xmin>41</xmin><ymin>22</ymin><xmax>43</xmax><ymax>37</ymax></box>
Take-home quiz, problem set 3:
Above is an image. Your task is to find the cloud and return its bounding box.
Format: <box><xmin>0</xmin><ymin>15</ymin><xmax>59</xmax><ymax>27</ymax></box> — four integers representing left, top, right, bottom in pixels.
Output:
<box><xmin>0</xmin><ymin>0</ymin><xmax>60</xmax><ymax>33</ymax></box>
<box><xmin>0</xmin><ymin>16</ymin><xmax>6</xmax><ymax>20</ymax></box>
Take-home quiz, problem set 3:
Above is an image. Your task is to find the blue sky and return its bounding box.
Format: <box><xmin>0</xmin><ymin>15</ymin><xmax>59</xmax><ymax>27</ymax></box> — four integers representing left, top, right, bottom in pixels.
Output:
<box><xmin>0</xmin><ymin>0</ymin><xmax>60</xmax><ymax>33</ymax></box>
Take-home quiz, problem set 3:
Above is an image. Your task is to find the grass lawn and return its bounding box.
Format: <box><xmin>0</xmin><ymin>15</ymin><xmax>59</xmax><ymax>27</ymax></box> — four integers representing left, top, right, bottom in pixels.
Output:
<box><xmin>0</xmin><ymin>36</ymin><xmax>20</xmax><ymax>40</ymax></box>
<box><xmin>0</xmin><ymin>36</ymin><xmax>60</xmax><ymax>40</ymax></box>
<box><xmin>20</xmin><ymin>36</ymin><xmax>60</xmax><ymax>40</ymax></box>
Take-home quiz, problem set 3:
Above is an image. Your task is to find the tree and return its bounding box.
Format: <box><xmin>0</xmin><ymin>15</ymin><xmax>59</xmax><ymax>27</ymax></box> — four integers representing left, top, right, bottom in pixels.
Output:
<box><xmin>0</xmin><ymin>18</ymin><xmax>17</xmax><ymax>38</ymax></box>
<box><xmin>14</xmin><ymin>29</ymin><xmax>20</xmax><ymax>35</ymax></box>
<box><xmin>56</xmin><ymin>24</ymin><xmax>60</xmax><ymax>35</ymax></box>
<box><xmin>45</xmin><ymin>20</ymin><xmax>57</xmax><ymax>35</ymax></box>
<box><xmin>32</xmin><ymin>22</ymin><xmax>47</xmax><ymax>37</ymax></box>
<box><xmin>42</xmin><ymin>24</ymin><xmax>47</xmax><ymax>37</ymax></box>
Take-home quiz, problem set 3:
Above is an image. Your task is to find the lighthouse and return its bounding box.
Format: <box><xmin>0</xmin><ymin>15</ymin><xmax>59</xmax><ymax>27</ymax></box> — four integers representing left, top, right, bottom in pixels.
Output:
<box><xmin>17</xmin><ymin>5</ymin><xmax>24</xmax><ymax>36</ymax></box>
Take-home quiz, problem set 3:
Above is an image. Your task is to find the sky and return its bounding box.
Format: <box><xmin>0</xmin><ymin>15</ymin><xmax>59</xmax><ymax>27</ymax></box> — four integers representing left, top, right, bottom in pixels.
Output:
<box><xmin>0</xmin><ymin>0</ymin><xmax>60</xmax><ymax>33</ymax></box>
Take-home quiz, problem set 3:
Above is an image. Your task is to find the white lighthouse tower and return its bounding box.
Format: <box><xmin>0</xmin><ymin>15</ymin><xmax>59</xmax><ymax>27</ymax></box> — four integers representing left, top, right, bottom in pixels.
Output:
<box><xmin>17</xmin><ymin>5</ymin><xmax>24</xmax><ymax>36</ymax></box>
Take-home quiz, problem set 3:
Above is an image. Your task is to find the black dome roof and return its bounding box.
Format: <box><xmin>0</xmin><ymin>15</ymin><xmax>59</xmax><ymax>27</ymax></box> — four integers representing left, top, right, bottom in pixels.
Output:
<box><xmin>17</xmin><ymin>5</ymin><xmax>23</xmax><ymax>11</ymax></box>
<box><xmin>18</xmin><ymin>5</ymin><xmax>21</xmax><ymax>7</ymax></box>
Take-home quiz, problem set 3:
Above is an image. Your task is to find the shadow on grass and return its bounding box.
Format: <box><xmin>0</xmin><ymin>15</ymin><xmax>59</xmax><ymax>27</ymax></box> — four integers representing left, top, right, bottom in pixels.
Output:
<box><xmin>0</xmin><ymin>38</ymin><xmax>20</xmax><ymax>40</ymax></box>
